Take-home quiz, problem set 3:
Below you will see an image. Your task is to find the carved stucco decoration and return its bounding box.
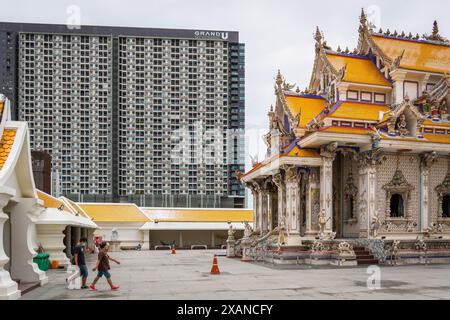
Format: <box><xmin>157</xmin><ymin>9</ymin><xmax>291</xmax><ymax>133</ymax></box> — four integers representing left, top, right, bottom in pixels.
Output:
<box><xmin>435</xmin><ymin>172</ymin><xmax>450</xmax><ymax>220</ymax></box>
<box><xmin>344</xmin><ymin>172</ymin><xmax>358</xmax><ymax>223</ymax></box>
<box><xmin>320</xmin><ymin>141</ymin><xmax>338</xmax><ymax>159</ymax></box>
<box><xmin>384</xmin><ymin>98</ymin><xmax>426</xmax><ymax>137</ymax></box>
<box><xmin>382</xmin><ymin>168</ymin><xmax>414</xmax><ymax>219</ymax></box>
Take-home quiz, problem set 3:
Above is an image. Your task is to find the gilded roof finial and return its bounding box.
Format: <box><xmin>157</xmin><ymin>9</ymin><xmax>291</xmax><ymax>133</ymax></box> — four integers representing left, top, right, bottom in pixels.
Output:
<box><xmin>276</xmin><ymin>69</ymin><xmax>283</xmax><ymax>87</ymax></box>
<box><xmin>314</xmin><ymin>26</ymin><xmax>322</xmax><ymax>44</ymax></box>
<box><xmin>360</xmin><ymin>8</ymin><xmax>367</xmax><ymax>25</ymax></box>
<box><xmin>423</xmin><ymin>20</ymin><xmax>449</xmax><ymax>43</ymax></box>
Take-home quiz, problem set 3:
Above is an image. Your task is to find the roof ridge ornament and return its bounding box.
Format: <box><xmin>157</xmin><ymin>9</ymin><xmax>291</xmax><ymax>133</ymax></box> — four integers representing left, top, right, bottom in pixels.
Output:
<box><xmin>422</xmin><ymin>20</ymin><xmax>449</xmax><ymax>43</ymax></box>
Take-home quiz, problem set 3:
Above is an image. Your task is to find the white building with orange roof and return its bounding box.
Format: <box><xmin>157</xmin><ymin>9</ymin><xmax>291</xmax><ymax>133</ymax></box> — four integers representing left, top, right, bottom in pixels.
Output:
<box><xmin>239</xmin><ymin>10</ymin><xmax>450</xmax><ymax>266</ymax></box>
<box><xmin>0</xmin><ymin>95</ymin><xmax>97</xmax><ymax>300</ymax></box>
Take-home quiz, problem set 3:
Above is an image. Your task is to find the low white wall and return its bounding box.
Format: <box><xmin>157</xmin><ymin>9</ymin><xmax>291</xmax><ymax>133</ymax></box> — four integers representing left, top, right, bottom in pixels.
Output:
<box><xmin>95</xmin><ymin>222</ymin><xmax>145</xmax><ymax>247</ymax></box>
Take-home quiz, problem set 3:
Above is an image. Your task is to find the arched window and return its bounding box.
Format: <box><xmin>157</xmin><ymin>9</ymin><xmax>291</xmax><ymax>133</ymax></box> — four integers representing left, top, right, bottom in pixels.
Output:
<box><xmin>443</xmin><ymin>195</ymin><xmax>450</xmax><ymax>218</ymax></box>
<box><xmin>390</xmin><ymin>193</ymin><xmax>404</xmax><ymax>218</ymax></box>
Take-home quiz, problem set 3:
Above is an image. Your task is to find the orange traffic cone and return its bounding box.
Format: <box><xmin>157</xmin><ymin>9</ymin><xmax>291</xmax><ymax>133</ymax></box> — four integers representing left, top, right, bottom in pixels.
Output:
<box><xmin>210</xmin><ymin>255</ymin><xmax>220</xmax><ymax>275</ymax></box>
<box><xmin>171</xmin><ymin>245</ymin><xmax>176</xmax><ymax>254</ymax></box>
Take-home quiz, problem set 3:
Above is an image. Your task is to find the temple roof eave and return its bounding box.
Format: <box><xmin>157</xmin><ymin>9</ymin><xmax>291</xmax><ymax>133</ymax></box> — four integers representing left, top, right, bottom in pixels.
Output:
<box><xmin>299</xmin><ymin>131</ymin><xmax>372</xmax><ymax>149</ymax></box>
<box><xmin>241</xmin><ymin>156</ymin><xmax>323</xmax><ymax>183</ymax></box>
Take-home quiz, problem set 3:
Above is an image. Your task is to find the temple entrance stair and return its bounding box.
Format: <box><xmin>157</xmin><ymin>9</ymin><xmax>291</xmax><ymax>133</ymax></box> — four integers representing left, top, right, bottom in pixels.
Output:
<box><xmin>353</xmin><ymin>246</ymin><xmax>378</xmax><ymax>265</ymax></box>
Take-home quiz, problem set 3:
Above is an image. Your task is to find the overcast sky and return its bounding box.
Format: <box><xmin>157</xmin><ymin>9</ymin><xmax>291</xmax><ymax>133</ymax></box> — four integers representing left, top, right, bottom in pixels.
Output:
<box><xmin>1</xmin><ymin>0</ymin><xmax>449</xmax><ymax>166</ymax></box>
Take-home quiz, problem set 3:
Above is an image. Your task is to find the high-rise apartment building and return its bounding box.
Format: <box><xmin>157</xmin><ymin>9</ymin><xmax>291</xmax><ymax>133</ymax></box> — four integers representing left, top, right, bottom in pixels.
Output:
<box><xmin>0</xmin><ymin>22</ymin><xmax>245</xmax><ymax>207</ymax></box>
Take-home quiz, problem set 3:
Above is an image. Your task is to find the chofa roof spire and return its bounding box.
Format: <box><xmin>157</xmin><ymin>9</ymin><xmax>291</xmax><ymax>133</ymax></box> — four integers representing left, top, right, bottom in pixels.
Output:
<box><xmin>423</xmin><ymin>20</ymin><xmax>449</xmax><ymax>43</ymax></box>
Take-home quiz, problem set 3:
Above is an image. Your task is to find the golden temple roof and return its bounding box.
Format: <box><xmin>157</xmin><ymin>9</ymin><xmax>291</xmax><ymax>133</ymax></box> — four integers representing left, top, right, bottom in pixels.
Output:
<box><xmin>326</xmin><ymin>101</ymin><xmax>390</xmax><ymax>121</ymax></box>
<box><xmin>325</xmin><ymin>52</ymin><xmax>391</xmax><ymax>86</ymax></box>
<box><xmin>372</xmin><ymin>35</ymin><xmax>450</xmax><ymax>74</ymax></box>
<box><xmin>37</xmin><ymin>190</ymin><xmax>65</xmax><ymax>209</ymax></box>
<box><xmin>142</xmin><ymin>208</ymin><xmax>253</xmax><ymax>222</ymax></box>
<box><xmin>242</xmin><ymin>144</ymin><xmax>320</xmax><ymax>178</ymax></box>
<box><xmin>78</xmin><ymin>203</ymin><xmax>149</xmax><ymax>222</ymax></box>
<box><xmin>284</xmin><ymin>94</ymin><xmax>327</xmax><ymax>128</ymax></box>
<box><xmin>0</xmin><ymin>129</ymin><xmax>16</xmax><ymax>171</ymax></box>
<box><xmin>285</xmin><ymin>144</ymin><xmax>321</xmax><ymax>158</ymax></box>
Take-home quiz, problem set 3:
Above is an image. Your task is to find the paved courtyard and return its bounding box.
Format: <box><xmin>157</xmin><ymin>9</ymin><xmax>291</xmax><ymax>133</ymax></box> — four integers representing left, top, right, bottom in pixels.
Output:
<box><xmin>21</xmin><ymin>250</ymin><xmax>450</xmax><ymax>300</ymax></box>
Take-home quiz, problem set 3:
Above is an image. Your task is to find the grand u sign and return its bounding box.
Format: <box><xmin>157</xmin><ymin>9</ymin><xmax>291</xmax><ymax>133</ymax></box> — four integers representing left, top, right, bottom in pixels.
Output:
<box><xmin>194</xmin><ymin>30</ymin><xmax>229</xmax><ymax>40</ymax></box>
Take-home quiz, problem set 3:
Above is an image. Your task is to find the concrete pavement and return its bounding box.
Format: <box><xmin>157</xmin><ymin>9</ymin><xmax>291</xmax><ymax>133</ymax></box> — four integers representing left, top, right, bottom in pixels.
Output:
<box><xmin>21</xmin><ymin>249</ymin><xmax>450</xmax><ymax>300</ymax></box>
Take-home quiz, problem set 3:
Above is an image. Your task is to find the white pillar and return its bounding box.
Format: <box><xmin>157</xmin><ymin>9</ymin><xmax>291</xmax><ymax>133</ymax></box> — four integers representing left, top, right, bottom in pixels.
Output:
<box><xmin>211</xmin><ymin>231</ymin><xmax>215</xmax><ymax>248</ymax></box>
<box><xmin>141</xmin><ymin>230</ymin><xmax>150</xmax><ymax>250</ymax></box>
<box><xmin>358</xmin><ymin>150</ymin><xmax>381</xmax><ymax>238</ymax></box>
<box><xmin>179</xmin><ymin>231</ymin><xmax>183</xmax><ymax>248</ymax></box>
<box><xmin>36</xmin><ymin>224</ymin><xmax>71</xmax><ymax>267</ymax></box>
<box><xmin>64</xmin><ymin>226</ymin><xmax>72</xmax><ymax>259</ymax></box>
<box><xmin>73</xmin><ymin>226</ymin><xmax>81</xmax><ymax>245</ymax></box>
<box><xmin>320</xmin><ymin>158</ymin><xmax>334</xmax><ymax>232</ymax></box>
<box><xmin>419</xmin><ymin>152</ymin><xmax>438</xmax><ymax>231</ymax></box>
<box><xmin>10</xmin><ymin>199</ymin><xmax>48</xmax><ymax>286</ymax></box>
<box><xmin>0</xmin><ymin>190</ymin><xmax>21</xmax><ymax>300</ymax></box>
<box><xmin>305</xmin><ymin>169</ymin><xmax>320</xmax><ymax>237</ymax></box>
<box><xmin>320</xmin><ymin>143</ymin><xmax>337</xmax><ymax>236</ymax></box>
<box><xmin>391</xmin><ymin>71</ymin><xmax>407</xmax><ymax>104</ymax></box>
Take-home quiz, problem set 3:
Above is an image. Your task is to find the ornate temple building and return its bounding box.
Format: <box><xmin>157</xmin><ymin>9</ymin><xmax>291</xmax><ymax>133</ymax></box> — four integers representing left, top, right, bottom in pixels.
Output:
<box><xmin>236</xmin><ymin>11</ymin><xmax>450</xmax><ymax>265</ymax></box>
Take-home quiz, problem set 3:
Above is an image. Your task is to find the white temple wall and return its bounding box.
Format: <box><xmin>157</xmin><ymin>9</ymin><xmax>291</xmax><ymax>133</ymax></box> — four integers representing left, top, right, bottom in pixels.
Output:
<box><xmin>376</xmin><ymin>154</ymin><xmax>420</xmax><ymax>230</ymax></box>
<box><xmin>95</xmin><ymin>222</ymin><xmax>144</xmax><ymax>247</ymax></box>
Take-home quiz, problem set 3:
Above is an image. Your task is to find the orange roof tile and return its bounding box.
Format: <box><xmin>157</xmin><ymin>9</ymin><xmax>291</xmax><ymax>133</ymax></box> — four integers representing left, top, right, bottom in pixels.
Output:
<box><xmin>372</xmin><ymin>35</ymin><xmax>450</xmax><ymax>74</ymax></box>
<box><xmin>284</xmin><ymin>95</ymin><xmax>327</xmax><ymax>128</ymax></box>
<box><xmin>37</xmin><ymin>190</ymin><xmax>65</xmax><ymax>209</ymax></box>
<box><xmin>326</xmin><ymin>53</ymin><xmax>391</xmax><ymax>86</ymax></box>
<box><xmin>0</xmin><ymin>129</ymin><xmax>16</xmax><ymax>170</ymax></box>
<box><xmin>327</xmin><ymin>101</ymin><xmax>390</xmax><ymax>121</ymax></box>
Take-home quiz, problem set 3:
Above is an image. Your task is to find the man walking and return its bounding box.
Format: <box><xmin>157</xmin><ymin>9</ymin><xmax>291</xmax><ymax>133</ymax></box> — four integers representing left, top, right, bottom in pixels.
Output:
<box><xmin>90</xmin><ymin>241</ymin><xmax>120</xmax><ymax>291</ymax></box>
<box><xmin>73</xmin><ymin>237</ymin><xmax>89</xmax><ymax>289</ymax></box>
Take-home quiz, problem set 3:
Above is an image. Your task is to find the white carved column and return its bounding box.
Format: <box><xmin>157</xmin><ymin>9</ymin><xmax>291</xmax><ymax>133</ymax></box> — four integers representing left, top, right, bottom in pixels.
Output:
<box><xmin>36</xmin><ymin>224</ymin><xmax>71</xmax><ymax>268</ymax></box>
<box><xmin>305</xmin><ymin>169</ymin><xmax>319</xmax><ymax>237</ymax></box>
<box><xmin>284</xmin><ymin>166</ymin><xmax>302</xmax><ymax>245</ymax></box>
<box><xmin>64</xmin><ymin>225</ymin><xmax>72</xmax><ymax>259</ymax></box>
<box><xmin>273</xmin><ymin>172</ymin><xmax>286</xmax><ymax>228</ymax></box>
<box><xmin>259</xmin><ymin>182</ymin><xmax>269</xmax><ymax>234</ymax></box>
<box><xmin>419</xmin><ymin>152</ymin><xmax>438</xmax><ymax>231</ymax></box>
<box><xmin>141</xmin><ymin>230</ymin><xmax>150</xmax><ymax>250</ymax></box>
<box><xmin>358</xmin><ymin>149</ymin><xmax>382</xmax><ymax>238</ymax></box>
<box><xmin>10</xmin><ymin>199</ymin><xmax>48</xmax><ymax>286</ymax></box>
<box><xmin>391</xmin><ymin>71</ymin><xmax>407</xmax><ymax>104</ymax></box>
<box><xmin>73</xmin><ymin>226</ymin><xmax>81</xmax><ymax>245</ymax></box>
<box><xmin>0</xmin><ymin>189</ymin><xmax>21</xmax><ymax>300</ymax></box>
<box><xmin>320</xmin><ymin>143</ymin><xmax>337</xmax><ymax>234</ymax></box>
<box><xmin>251</xmin><ymin>182</ymin><xmax>262</xmax><ymax>234</ymax></box>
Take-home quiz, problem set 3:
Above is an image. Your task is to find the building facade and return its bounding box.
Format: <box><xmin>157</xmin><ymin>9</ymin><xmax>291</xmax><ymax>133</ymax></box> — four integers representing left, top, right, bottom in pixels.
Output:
<box><xmin>237</xmin><ymin>12</ymin><xmax>450</xmax><ymax>265</ymax></box>
<box><xmin>0</xmin><ymin>22</ymin><xmax>245</xmax><ymax>207</ymax></box>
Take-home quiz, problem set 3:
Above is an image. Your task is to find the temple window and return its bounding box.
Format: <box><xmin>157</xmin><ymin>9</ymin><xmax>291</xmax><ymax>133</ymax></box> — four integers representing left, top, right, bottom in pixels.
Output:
<box><xmin>442</xmin><ymin>195</ymin><xmax>450</xmax><ymax>218</ymax></box>
<box><xmin>436</xmin><ymin>172</ymin><xmax>450</xmax><ymax>219</ymax></box>
<box><xmin>382</xmin><ymin>164</ymin><xmax>414</xmax><ymax>220</ymax></box>
<box><xmin>389</xmin><ymin>193</ymin><xmax>404</xmax><ymax>218</ymax></box>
